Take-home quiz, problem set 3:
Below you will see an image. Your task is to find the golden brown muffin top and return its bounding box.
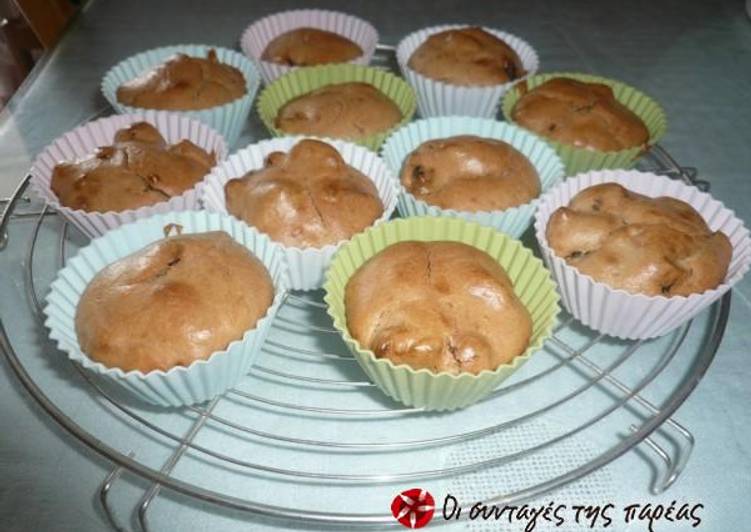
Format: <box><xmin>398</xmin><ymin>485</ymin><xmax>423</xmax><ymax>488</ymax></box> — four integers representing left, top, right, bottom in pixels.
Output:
<box><xmin>346</xmin><ymin>241</ymin><xmax>532</xmax><ymax>375</ymax></box>
<box><xmin>274</xmin><ymin>82</ymin><xmax>402</xmax><ymax>140</ymax></box>
<box><xmin>512</xmin><ymin>78</ymin><xmax>649</xmax><ymax>152</ymax></box>
<box><xmin>400</xmin><ymin>135</ymin><xmax>540</xmax><ymax>212</ymax></box>
<box><xmin>225</xmin><ymin>139</ymin><xmax>383</xmax><ymax>248</ymax></box>
<box><xmin>261</xmin><ymin>27</ymin><xmax>363</xmax><ymax>66</ymax></box>
<box><xmin>546</xmin><ymin>183</ymin><xmax>732</xmax><ymax>296</ymax></box>
<box><xmin>116</xmin><ymin>50</ymin><xmax>246</xmax><ymax>110</ymax></box>
<box><xmin>75</xmin><ymin>231</ymin><xmax>274</xmax><ymax>373</ymax></box>
<box><xmin>407</xmin><ymin>27</ymin><xmax>525</xmax><ymax>87</ymax></box>
<box><xmin>51</xmin><ymin>122</ymin><xmax>216</xmax><ymax>213</ymax></box>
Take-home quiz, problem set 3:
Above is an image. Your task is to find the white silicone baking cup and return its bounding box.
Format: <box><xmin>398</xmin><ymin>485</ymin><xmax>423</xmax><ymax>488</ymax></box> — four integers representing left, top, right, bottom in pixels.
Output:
<box><xmin>200</xmin><ymin>136</ymin><xmax>399</xmax><ymax>290</ymax></box>
<box><xmin>29</xmin><ymin>111</ymin><xmax>228</xmax><ymax>239</ymax></box>
<box><xmin>396</xmin><ymin>24</ymin><xmax>539</xmax><ymax>118</ymax></box>
<box><xmin>43</xmin><ymin>210</ymin><xmax>289</xmax><ymax>407</ymax></box>
<box><xmin>381</xmin><ymin>116</ymin><xmax>564</xmax><ymax>238</ymax></box>
<box><xmin>240</xmin><ymin>9</ymin><xmax>379</xmax><ymax>84</ymax></box>
<box><xmin>101</xmin><ymin>44</ymin><xmax>261</xmax><ymax>147</ymax></box>
<box><xmin>534</xmin><ymin>170</ymin><xmax>751</xmax><ymax>339</ymax></box>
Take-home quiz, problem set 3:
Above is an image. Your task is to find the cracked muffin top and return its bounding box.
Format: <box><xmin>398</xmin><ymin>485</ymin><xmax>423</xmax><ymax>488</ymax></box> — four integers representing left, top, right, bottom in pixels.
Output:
<box><xmin>407</xmin><ymin>27</ymin><xmax>525</xmax><ymax>87</ymax></box>
<box><xmin>546</xmin><ymin>183</ymin><xmax>732</xmax><ymax>297</ymax></box>
<box><xmin>116</xmin><ymin>49</ymin><xmax>246</xmax><ymax>110</ymax></box>
<box><xmin>224</xmin><ymin>139</ymin><xmax>383</xmax><ymax>248</ymax></box>
<box><xmin>75</xmin><ymin>231</ymin><xmax>274</xmax><ymax>373</ymax></box>
<box><xmin>400</xmin><ymin>135</ymin><xmax>540</xmax><ymax>212</ymax></box>
<box><xmin>511</xmin><ymin>77</ymin><xmax>649</xmax><ymax>152</ymax></box>
<box><xmin>345</xmin><ymin>241</ymin><xmax>532</xmax><ymax>375</ymax></box>
<box><xmin>261</xmin><ymin>27</ymin><xmax>363</xmax><ymax>66</ymax></box>
<box><xmin>274</xmin><ymin>82</ymin><xmax>402</xmax><ymax>140</ymax></box>
<box><xmin>50</xmin><ymin>122</ymin><xmax>216</xmax><ymax>213</ymax></box>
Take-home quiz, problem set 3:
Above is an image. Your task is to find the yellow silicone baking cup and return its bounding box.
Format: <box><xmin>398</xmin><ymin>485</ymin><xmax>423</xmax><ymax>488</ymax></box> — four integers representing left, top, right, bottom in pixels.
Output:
<box><xmin>501</xmin><ymin>72</ymin><xmax>667</xmax><ymax>175</ymax></box>
<box><xmin>323</xmin><ymin>216</ymin><xmax>560</xmax><ymax>411</ymax></box>
<box><xmin>257</xmin><ymin>63</ymin><xmax>417</xmax><ymax>151</ymax></box>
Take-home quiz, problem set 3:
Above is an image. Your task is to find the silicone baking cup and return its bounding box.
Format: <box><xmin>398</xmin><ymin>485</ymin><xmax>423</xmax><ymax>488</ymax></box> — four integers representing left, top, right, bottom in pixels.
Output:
<box><xmin>29</xmin><ymin>111</ymin><xmax>227</xmax><ymax>238</ymax></box>
<box><xmin>534</xmin><ymin>170</ymin><xmax>751</xmax><ymax>339</ymax></box>
<box><xmin>502</xmin><ymin>72</ymin><xmax>667</xmax><ymax>175</ymax></box>
<box><xmin>396</xmin><ymin>24</ymin><xmax>539</xmax><ymax>118</ymax></box>
<box><xmin>200</xmin><ymin>136</ymin><xmax>399</xmax><ymax>290</ymax></box>
<box><xmin>43</xmin><ymin>211</ymin><xmax>289</xmax><ymax>407</ymax></box>
<box><xmin>324</xmin><ymin>216</ymin><xmax>560</xmax><ymax>411</ymax></box>
<box><xmin>101</xmin><ymin>44</ymin><xmax>261</xmax><ymax>147</ymax></box>
<box><xmin>256</xmin><ymin>64</ymin><xmax>417</xmax><ymax>151</ymax></box>
<box><xmin>241</xmin><ymin>9</ymin><xmax>379</xmax><ymax>84</ymax></box>
<box><xmin>380</xmin><ymin>116</ymin><xmax>564</xmax><ymax>238</ymax></box>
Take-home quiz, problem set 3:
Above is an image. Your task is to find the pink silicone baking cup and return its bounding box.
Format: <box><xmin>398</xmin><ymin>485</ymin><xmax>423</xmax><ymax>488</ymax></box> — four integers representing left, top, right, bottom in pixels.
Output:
<box><xmin>396</xmin><ymin>24</ymin><xmax>539</xmax><ymax>118</ymax></box>
<box><xmin>30</xmin><ymin>111</ymin><xmax>228</xmax><ymax>239</ymax></box>
<box><xmin>199</xmin><ymin>135</ymin><xmax>399</xmax><ymax>290</ymax></box>
<box><xmin>241</xmin><ymin>9</ymin><xmax>379</xmax><ymax>84</ymax></box>
<box><xmin>534</xmin><ymin>170</ymin><xmax>751</xmax><ymax>339</ymax></box>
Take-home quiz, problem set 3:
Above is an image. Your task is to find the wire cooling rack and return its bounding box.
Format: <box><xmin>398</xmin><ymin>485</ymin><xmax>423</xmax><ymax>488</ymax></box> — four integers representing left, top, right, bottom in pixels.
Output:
<box><xmin>0</xmin><ymin>46</ymin><xmax>730</xmax><ymax>531</ymax></box>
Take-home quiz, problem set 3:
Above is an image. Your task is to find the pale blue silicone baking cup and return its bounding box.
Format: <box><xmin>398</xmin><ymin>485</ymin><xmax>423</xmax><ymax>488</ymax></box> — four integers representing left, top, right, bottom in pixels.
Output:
<box><xmin>380</xmin><ymin>116</ymin><xmax>565</xmax><ymax>238</ymax></box>
<box><xmin>101</xmin><ymin>44</ymin><xmax>261</xmax><ymax>148</ymax></box>
<box><xmin>43</xmin><ymin>211</ymin><xmax>288</xmax><ymax>407</ymax></box>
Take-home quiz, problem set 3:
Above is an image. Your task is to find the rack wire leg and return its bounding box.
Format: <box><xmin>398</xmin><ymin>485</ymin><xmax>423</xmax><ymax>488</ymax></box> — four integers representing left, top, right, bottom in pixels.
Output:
<box><xmin>99</xmin><ymin>452</ymin><xmax>136</xmax><ymax>532</ymax></box>
<box><xmin>137</xmin><ymin>397</ymin><xmax>220</xmax><ymax>532</ymax></box>
<box><xmin>629</xmin><ymin>423</ymin><xmax>694</xmax><ymax>495</ymax></box>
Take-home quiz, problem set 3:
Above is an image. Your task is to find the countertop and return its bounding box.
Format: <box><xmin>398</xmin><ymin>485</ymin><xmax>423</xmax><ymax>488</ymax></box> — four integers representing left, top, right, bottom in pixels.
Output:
<box><xmin>1</xmin><ymin>1</ymin><xmax>750</xmax><ymax>531</ymax></box>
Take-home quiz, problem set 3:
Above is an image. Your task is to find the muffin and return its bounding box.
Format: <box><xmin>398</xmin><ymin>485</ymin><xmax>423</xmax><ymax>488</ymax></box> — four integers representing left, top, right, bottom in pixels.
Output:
<box><xmin>407</xmin><ymin>27</ymin><xmax>525</xmax><ymax>87</ymax></box>
<box><xmin>75</xmin><ymin>231</ymin><xmax>274</xmax><ymax>373</ymax></box>
<box><xmin>261</xmin><ymin>27</ymin><xmax>363</xmax><ymax>66</ymax></box>
<box><xmin>224</xmin><ymin>139</ymin><xmax>384</xmax><ymax>248</ymax></box>
<box><xmin>274</xmin><ymin>82</ymin><xmax>403</xmax><ymax>140</ymax></box>
<box><xmin>546</xmin><ymin>183</ymin><xmax>732</xmax><ymax>296</ymax></box>
<box><xmin>116</xmin><ymin>49</ymin><xmax>246</xmax><ymax>110</ymax></box>
<box><xmin>50</xmin><ymin>122</ymin><xmax>216</xmax><ymax>213</ymax></box>
<box><xmin>345</xmin><ymin>241</ymin><xmax>532</xmax><ymax>375</ymax></box>
<box><xmin>400</xmin><ymin>135</ymin><xmax>540</xmax><ymax>212</ymax></box>
<box><xmin>512</xmin><ymin>77</ymin><xmax>649</xmax><ymax>151</ymax></box>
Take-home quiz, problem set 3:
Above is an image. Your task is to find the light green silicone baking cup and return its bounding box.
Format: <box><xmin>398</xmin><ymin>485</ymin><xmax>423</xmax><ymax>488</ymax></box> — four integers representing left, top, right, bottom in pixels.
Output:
<box><xmin>323</xmin><ymin>216</ymin><xmax>560</xmax><ymax>411</ymax></box>
<box><xmin>257</xmin><ymin>64</ymin><xmax>417</xmax><ymax>151</ymax></box>
<box><xmin>501</xmin><ymin>72</ymin><xmax>667</xmax><ymax>175</ymax></box>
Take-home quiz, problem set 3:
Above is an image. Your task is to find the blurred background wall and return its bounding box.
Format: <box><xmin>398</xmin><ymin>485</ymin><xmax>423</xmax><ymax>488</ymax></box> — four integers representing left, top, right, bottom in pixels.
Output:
<box><xmin>0</xmin><ymin>0</ymin><xmax>79</xmax><ymax>108</ymax></box>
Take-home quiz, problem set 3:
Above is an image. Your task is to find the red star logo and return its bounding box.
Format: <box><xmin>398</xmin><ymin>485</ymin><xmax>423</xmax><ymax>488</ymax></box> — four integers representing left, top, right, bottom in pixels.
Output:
<box><xmin>391</xmin><ymin>488</ymin><xmax>435</xmax><ymax>529</ymax></box>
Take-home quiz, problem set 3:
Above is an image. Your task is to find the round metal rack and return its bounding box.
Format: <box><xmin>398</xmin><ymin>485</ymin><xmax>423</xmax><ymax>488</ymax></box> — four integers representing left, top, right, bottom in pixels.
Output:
<box><xmin>0</xmin><ymin>47</ymin><xmax>730</xmax><ymax>532</ymax></box>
